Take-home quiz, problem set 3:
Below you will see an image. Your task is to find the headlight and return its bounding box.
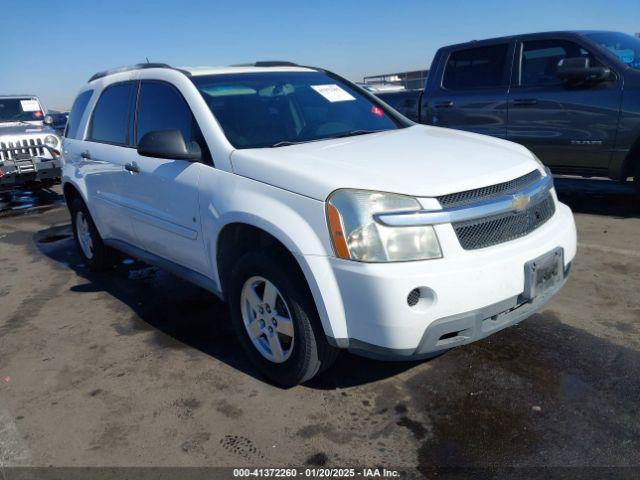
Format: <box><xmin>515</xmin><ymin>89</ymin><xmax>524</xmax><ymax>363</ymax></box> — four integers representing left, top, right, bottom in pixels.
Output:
<box><xmin>531</xmin><ymin>153</ymin><xmax>547</xmax><ymax>176</ymax></box>
<box><xmin>327</xmin><ymin>189</ymin><xmax>442</xmax><ymax>262</ymax></box>
<box><xmin>44</xmin><ymin>135</ymin><xmax>59</xmax><ymax>148</ymax></box>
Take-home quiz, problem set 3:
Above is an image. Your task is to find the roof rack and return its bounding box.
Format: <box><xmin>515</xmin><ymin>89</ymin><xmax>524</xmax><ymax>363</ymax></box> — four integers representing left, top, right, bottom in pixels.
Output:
<box><xmin>88</xmin><ymin>63</ymin><xmax>172</xmax><ymax>83</ymax></box>
<box><xmin>233</xmin><ymin>61</ymin><xmax>300</xmax><ymax>67</ymax></box>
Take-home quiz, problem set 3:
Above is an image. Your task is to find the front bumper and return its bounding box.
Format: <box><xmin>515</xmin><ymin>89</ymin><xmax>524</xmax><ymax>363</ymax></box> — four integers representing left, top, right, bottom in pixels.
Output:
<box><xmin>319</xmin><ymin>201</ymin><xmax>577</xmax><ymax>359</ymax></box>
<box><xmin>343</xmin><ymin>264</ymin><xmax>570</xmax><ymax>360</ymax></box>
<box><xmin>0</xmin><ymin>158</ymin><xmax>61</xmax><ymax>190</ymax></box>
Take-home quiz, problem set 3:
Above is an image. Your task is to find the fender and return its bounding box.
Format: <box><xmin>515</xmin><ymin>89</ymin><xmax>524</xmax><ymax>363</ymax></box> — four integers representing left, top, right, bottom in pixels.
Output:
<box><xmin>198</xmin><ymin>174</ymin><xmax>347</xmax><ymax>339</ymax></box>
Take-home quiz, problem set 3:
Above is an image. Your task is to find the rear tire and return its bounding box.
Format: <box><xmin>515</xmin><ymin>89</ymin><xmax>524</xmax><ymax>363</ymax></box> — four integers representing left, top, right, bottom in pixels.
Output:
<box><xmin>228</xmin><ymin>250</ymin><xmax>338</xmax><ymax>387</ymax></box>
<box><xmin>69</xmin><ymin>197</ymin><xmax>116</xmax><ymax>271</ymax></box>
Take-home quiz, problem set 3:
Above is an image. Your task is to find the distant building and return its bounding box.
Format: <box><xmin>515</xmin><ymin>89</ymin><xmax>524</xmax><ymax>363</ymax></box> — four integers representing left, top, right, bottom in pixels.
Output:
<box><xmin>363</xmin><ymin>70</ymin><xmax>428</xmax><ymax>91</ymax></box>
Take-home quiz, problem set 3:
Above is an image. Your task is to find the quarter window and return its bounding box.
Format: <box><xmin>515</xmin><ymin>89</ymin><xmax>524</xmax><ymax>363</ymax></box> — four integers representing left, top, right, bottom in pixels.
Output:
<box><xmin>520</xmin><ymin>40</ymin><xmax>597</xmax><ymax>86</ymax></box>
<box><xmin>65</xmin><ymin>90</ymin><xmax>93</xmax><ymax>139</ymax></box>
<box><xmin>89</xmin><ymin>83</ymin><xmax>136</xmax><ymax>145</ymax></box>
<box><xmin>443</xmin><ymin>44</ymin><xmax>509</xmax><ymax>90</ymax></box>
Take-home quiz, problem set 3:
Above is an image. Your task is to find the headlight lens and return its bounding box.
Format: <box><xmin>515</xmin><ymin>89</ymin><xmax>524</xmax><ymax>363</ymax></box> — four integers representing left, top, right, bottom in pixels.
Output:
<box><xmin>327</xmin><ymin>189</ymin><xmax>442</xmax><ymax>262</ymax></box>
<box><xmin>44</xmin><ymin>135</ymin><xmax>59</xmax><ymax>148</ymax></box>
<box><xmin>531</xmin><ymin>153</ymin><xmax>547</xmax><ymax>175</ymax></box>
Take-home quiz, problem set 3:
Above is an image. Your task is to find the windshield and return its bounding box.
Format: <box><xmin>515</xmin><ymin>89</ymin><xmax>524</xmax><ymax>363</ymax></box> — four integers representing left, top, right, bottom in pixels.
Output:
<box><xmin>0</xmin><ymin>98</ymin><xmax>44</xmax><ymax>123</ymax></box>
<box><xmin>192</xmin><ymin>71</ymin><xmax>405</xmax><ymax>149</ymax></box>
<box><xmin>584</xmin><ymin>32</ymin><xmax>640</xmax><ymax>69</ymax></box>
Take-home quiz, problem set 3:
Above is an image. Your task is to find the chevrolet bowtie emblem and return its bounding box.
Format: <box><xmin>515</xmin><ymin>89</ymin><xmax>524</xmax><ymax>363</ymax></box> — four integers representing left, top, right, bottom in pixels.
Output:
<box><xmin>511</xmin><ymin>194</ymin><xmax>530</xmax><ymax>211</ymax></box>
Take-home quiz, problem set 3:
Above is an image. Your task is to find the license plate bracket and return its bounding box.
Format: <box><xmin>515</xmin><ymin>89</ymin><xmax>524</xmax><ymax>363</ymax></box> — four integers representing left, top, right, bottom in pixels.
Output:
<box><xmin>523</xmin><ymin>247</ymin><xmax>564</xmax><ymax>300</ymax></box>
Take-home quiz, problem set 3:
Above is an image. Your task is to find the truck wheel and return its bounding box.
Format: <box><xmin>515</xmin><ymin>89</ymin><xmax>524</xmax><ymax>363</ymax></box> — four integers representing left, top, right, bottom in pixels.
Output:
<box><xmin>69</xmin><ymin>197</ymin><xmax>116</xmax><ymax>271</ymax></box>
<box><xmin>634</xmin><ymin>162</ymin><xmax>640</xmax><ymax>195</ymax></box>
<box><xmin>229</xmin><ymin>250</ymin><xmax>338</xmax><ymax>387</ymax></box>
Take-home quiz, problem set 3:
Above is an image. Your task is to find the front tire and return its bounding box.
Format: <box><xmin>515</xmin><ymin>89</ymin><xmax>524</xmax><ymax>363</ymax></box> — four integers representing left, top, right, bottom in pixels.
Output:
<box><xmin>69</xmin><ymin>197</ymin><xmax>116</xmax><ymax>271</ymax></box>
<box><xmin>229</xmin><ymin>250</ymin><xmax>338</xmax><ymax>387</ymax></box>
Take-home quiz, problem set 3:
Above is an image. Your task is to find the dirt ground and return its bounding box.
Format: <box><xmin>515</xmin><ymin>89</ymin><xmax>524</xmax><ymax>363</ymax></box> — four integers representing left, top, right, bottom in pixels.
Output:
<box><xmin>0</xmin><ymin>178</ymin><xmax>638</xmax><ymax>477</ymax></box>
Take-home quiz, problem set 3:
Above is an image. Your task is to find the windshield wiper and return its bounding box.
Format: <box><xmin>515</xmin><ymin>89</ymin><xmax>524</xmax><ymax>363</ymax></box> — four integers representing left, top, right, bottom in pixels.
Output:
<box><xmin>269</xmin><ymin>140</ymin><xmax>306</xmax><ymax>148</ymax></box>
<box><xmin>330</xmin><ymin>129</ymin><xmax>381</xmax><ymax>139</ymax></box>
<box><xmin>268</xmin><ymin>130</ymin><xmax>382</xmax><ymax>148</ymax></box>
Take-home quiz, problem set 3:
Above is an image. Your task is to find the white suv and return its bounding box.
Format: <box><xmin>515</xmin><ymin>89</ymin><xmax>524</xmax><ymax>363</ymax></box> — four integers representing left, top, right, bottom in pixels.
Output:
<box><xmin>62</xmin><ymin>62</ymin><xmax>577</xmax><ymax>386</ymax></box>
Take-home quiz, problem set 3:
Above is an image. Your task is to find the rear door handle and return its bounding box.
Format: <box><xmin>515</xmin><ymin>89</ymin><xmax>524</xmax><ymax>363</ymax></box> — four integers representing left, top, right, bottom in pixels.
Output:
<box><xmin>513</xmin><ymin>98</ymin><xmax>538</xmax><ymax>106</ymax></box>
<box><xmin>434</xmin><ymin>100</ymin><xmax>454</xmax><ymax>108</ymax></box>
<box><xmin>80</xmin><ymin>151</ymin><xmax>91</xmax><ymax>159</ymax></box>
<box><xmin>124</xmin><ymin>162</ymin><xmax>140</xmax><ymax>173</ymax></box>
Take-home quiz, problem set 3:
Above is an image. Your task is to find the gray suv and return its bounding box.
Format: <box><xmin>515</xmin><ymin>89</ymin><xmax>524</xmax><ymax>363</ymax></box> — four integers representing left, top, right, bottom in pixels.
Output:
<box><xmin>0</xmin><ymin>95</ymin><xmax>62</xmax><ymax>191</ymax></box>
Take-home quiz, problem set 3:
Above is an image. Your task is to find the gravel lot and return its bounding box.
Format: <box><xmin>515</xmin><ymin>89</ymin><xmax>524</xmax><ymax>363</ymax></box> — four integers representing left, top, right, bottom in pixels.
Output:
<box><xmin>0</xmin><ymin>179</ymin><xmax>638</xmax><ymax>476</ymax></box>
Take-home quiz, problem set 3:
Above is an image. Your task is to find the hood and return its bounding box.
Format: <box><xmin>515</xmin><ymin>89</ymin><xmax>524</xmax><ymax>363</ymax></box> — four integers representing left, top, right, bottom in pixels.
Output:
<box><xmin>0</xmin><ymin>122</ymin><xmax>54</xmax><ymax>137</ymax></box>
<box><xmin>229</xmin><ymin>125</ymin><xmax>542</xmax><ymax>201</ymax></box>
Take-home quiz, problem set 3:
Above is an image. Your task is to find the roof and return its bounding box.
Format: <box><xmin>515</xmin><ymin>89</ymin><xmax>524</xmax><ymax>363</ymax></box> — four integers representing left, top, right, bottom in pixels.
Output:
<box><xmin>87</xmin><ymin>61</ymin><xmax>318</xmax><ymax>83</ymax></box>
<box><xmin>0</xmin><ymin>95</ymin><xmax>38</xmax><ymax>99</ymax></box>
<box><xmin>444</xmin><ymin>30</ymin><xmax>621</xmax><ymax>49</ymax></box>
<box><xmin>180</xmin><ymin>65</ymin><xmax>317</xmax><ymax>76</ymax></box>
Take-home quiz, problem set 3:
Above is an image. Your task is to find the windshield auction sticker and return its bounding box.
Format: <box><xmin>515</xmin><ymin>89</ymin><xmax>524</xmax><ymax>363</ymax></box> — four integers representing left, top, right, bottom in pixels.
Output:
<box><xmin>311</xmin><ymin>84</ymin><xmax>356</xmax><ymax>102</ymax></box>
<box><xmin>20</xmin><ymin>99</ymin><xmax>40</xmax><ymax>112</ymax></box>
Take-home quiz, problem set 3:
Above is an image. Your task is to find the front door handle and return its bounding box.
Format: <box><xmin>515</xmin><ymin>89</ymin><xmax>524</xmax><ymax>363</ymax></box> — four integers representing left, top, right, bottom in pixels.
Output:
<box><xmin>80</xmin><ymin>151</ymin><xmax>91</xmax><ymax>159</ymax></box>
<box><xmin>124</xmin><ymin>162</ymin><xmax>140</xmax><ymax>173</ymax></box>
<box><xmin>434</xmin><ymin>100</ymin><xmax>454</xmax><ymax>108</ymax></box>
<box><xmin>513</xmin><ymin>98</ymin><xmax>538</xmax><ymax>106</ymax></box>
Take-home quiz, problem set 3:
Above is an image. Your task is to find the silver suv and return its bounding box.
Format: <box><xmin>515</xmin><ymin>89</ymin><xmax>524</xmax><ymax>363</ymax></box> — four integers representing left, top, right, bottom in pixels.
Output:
<box><xmin>0</xmin><ymin>95</ymin><xmax>62</xmax><ymax>191</ymax></box>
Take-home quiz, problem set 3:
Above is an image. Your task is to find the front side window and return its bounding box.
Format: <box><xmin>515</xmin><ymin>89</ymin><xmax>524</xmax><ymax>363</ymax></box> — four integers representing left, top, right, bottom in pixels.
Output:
<box><xmin>89</xmin><ymin>82</ymin><xmax>136</xmax><ymax>145</ymax></box>
<box><xmin>442</xmin><ymin>44</ymin><xmax>509</xmax><ymax>90</ymax></box>
<box><xmin>520</xmin><ymin>39</ymin><xmax>598</xmax><ymax>86</ymax></box>
<box><xmin>583</xmin><ymin>31</ymin><xmax>640</xmax><ymax>69</ymax></box>
<box><xmin>136</xmin><ymin>81</ymin><xmax>195</xmax><ymax>144</ymax></box>
<box><xmin>192</xmin><ymin>71</ymin><xmax>404</xmax><ymax>149</ymax></box>
<box><xmin>65</xmin><ymin>90</ymin><xmax>93</xmax><ymax>139</ymax></box>
<box><xmin>0</xmin><ymin>97</ymin><xmax>44</xmax><ymax>123</ymax></box>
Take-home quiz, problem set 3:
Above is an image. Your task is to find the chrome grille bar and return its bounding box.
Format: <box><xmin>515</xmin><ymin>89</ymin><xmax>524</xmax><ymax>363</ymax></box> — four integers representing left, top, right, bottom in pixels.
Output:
<box><xmin>374</xmin><ymin>170</ymin><xmax>554</xmax><ymax>227</ymax></box>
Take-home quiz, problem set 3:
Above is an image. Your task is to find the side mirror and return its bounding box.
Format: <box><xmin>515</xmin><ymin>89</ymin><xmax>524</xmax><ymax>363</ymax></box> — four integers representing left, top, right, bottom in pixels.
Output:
<box><xmin>557</xmin><ymin>57</ymin><xmax>610</xmax><ymax>84</ymax></box>
<box><xmin>137</xmin><ymin>129</ymin><xmax>201</xmax><ymax>162</ymax></box>
<box><xmin>43</xmin><ymin>115</ymin><xmax>54</xmax><ymax>126</ymax></box>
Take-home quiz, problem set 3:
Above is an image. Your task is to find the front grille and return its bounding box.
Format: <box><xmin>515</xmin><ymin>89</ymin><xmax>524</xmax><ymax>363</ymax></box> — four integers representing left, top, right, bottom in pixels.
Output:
<box><xmin>453</xmin><ymin>193</ymin><xmax>556</xmax><ymax>250</ymax></box>
<box><xmin>438</xmin><ymin>170</ymin><xmax>542</xmax><ymax>209</ymax></box>
<box><xmin>0</xmin><ymin>138</ymin><xmax>45</xmax><ymax>163</ymax></box>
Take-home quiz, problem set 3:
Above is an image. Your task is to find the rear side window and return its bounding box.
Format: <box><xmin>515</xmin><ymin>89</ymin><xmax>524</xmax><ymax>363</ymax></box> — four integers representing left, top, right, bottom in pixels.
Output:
<box><xmin>443</xmin><ymin>44</ymin><xmax>509</xmax><ymax>90</ymax></box>
<box><xmin>136</xmin><ymin>81</ymin><xmax>195</xmax><ymax>144</ymax></box>
<box><xmin>65</xmin><ymin>90</ymin><xmax>93</xmax><ymax>139</ymax></box>
<box><xmin>520</xmin><ymin>39</ymin><xmax>598</xmax><ymax>86</ymax></box>
<box><xmin>89</xmin><ymin>82</ymin><xmax>136</xmax><ymax>145</ymax></box>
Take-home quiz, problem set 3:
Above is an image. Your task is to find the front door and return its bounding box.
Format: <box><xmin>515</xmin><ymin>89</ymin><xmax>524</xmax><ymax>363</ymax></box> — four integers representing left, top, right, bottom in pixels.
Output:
<box><xmin>507</xmin><ymin>38</ymin><xmax>623</xmax><ymax>173</ymax></box>
<box><xmin>124</xmin><ymin>80</ymin><xmax>208</xmax><ymax>275</ymax></box>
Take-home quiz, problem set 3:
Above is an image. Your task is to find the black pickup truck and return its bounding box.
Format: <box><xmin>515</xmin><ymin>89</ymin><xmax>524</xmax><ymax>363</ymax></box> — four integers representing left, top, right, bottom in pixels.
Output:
<box><xmin>377</xmin><ymin>31</ymin><xmax>640</xmax><ymax>192</ymax></box>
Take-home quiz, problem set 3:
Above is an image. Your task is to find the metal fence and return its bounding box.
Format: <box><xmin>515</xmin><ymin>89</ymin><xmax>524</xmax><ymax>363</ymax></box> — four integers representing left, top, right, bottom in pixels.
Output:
<box><xmin>363</xmin><ymin>70</ymin><xmax>428</xmax><ymax>90</ymax></box>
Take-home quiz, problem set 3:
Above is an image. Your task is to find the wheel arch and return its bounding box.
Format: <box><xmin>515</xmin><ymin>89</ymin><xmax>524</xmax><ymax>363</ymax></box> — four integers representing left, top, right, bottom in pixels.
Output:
<box><xmin>622</xmin><ymin>135</ymin><xmax>640</xmax><ymax>180</ymax></box>
<box><xmin>62</xmin><ymin>180</ymin><xmax>109</xmax><ymax>239</ymax></box>
<box><xmin>214</xmin><ymin>218</ymin><xmax>339</xmax><ymax>339</ymax></box>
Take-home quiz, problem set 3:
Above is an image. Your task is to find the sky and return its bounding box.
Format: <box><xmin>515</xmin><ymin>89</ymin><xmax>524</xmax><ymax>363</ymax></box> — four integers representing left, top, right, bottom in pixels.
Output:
<box><xmin>3</xmin><ymin>0</ymin><xmax>639</xmax><ymax>110</ymax></box>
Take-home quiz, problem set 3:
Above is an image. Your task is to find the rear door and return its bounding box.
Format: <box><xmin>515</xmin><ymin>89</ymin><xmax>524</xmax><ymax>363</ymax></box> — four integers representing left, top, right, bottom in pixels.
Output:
<box><xmin>425</xmin><ymin>41</ymin><xmax>515</xmax><ymax>138</ymax></box>
<box><xmin>124</xmin><ymin>80</ymin><xmax>208</xmax><ymax>274</ymax></box>
<box><xmin>506</xmin><ymin>36</ymin><xmax>623</xmax><ymax>173</ymax></box>
<box><xmin>82</xmin><ymin>82</ymin><xmax>139</xmax><ymax>243</ymax></box>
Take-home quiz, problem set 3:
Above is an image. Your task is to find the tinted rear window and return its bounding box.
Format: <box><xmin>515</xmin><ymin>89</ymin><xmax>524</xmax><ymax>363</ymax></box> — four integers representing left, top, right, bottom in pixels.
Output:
<box><xmin>443</xmin><ymin>44</ymin><xmax>509</xmax><ymax>89</ymax></box>
<box><xmin>65</xmin><ymin>90</ymin><xmax>93</xmax><ymax>139</ymax></box>
<box><xmin>89</xmin><ymin>83</ymin><xmax>136</xmax><ymax>145</ymax></box>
